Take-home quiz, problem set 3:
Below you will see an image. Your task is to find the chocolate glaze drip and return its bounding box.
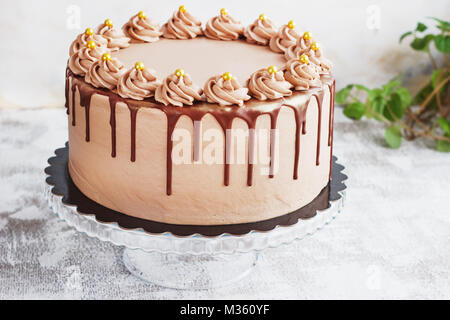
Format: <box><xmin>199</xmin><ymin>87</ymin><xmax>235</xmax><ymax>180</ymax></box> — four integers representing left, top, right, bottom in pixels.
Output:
<box><xmin>108</xmin><ymin>97</ymin><xmax>117</xmax><ymax>158</ymax></box>
<box><xmin>66</xmin><ymin>69</ymin><xmax>335</xmax><ymax>196</ymax></box>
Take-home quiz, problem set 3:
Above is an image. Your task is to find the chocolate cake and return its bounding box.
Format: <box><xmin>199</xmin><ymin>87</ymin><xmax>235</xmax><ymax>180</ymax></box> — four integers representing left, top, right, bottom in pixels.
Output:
<box><xmin>65</xmin><ymin>7</ymin><xmax>336</xmax><ymax>229</ymax></box>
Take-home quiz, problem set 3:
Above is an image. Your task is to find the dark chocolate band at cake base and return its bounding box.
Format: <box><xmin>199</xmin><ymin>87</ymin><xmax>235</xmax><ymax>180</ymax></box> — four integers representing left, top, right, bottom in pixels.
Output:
<box><xmin>65</xmin><ymin>69</ymin><xmax>336</xmax><ymax>195</ymax></box>
<box><xmin>45</xmin><ymin>144</ymin><xmax>347</xmax><ymax>237</ymax></box>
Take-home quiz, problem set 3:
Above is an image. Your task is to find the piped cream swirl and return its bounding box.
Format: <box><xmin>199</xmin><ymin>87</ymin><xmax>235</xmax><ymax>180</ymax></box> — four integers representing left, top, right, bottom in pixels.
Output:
<box><xmin>284</xmin><ymin>59</ymin><xmax>322</xmax><ymax>91</ymax></box>
<box><xmin>68</xmin><ymin>45</ymin><xmax>107</xmax><ymax>76</ymax></box>
<box><xmin>117</xmin><ymin>67</ymin><xmax>161</xmax><ymax>100</ymax></box>
<box><xmin>85</xmin><ymin>55</ymin><xmax>125</xmax><ymax>90</ymax></box>
<box><xmin>204</xmin><ymin>13</ymin><xmax>244</xmax><ymax>41</ymax></box>
<box><xmin>162</xmin><ymin>8</ymin><xmax>203</xmax><ymax>39</ymax></box>
<box><xmin>204</xmin><ymin>74</ymin><xmax>251</xmax><ymax>107</ymax></box>
<box><xmin>96</xmin><ymin>22</ymin><xmax>131</xmax><ymax>51</ymax></box>
<box><xmin>305</xmin><ymin>47</ymin><xmax>333</xmax><ymax>74</ymax></box>
<box><xmin>244</xmin><ymin>16</ymin><xmax>277</xmax><ymax>46</ymax></box>
<box><xmin>155</xmin><ymin>73</ymin><xmax>203</xmax><ymax>107</ymax></box>
<box><xmin>248</xmin><ymin>68</ymin><xmax>292</xmax><ymax>100</ymax></box>
<box><xmin>269</xmin><ymin>24</ymin><xmax>300</xmax><ymax>53</ymax></box>
<box><xmin>284</xmin><ymin>33</ymin><xmax>315</xmax><ymax>60</ymax></box>
<box><xmin>123</xmin><ymin>13</ymin><xmax>163</xmax><ymax>43</ymax></box>
<box><xmin>69</xmin><ymin>32</ymin><xmax>107</xmax><ymax>56</ymax></box>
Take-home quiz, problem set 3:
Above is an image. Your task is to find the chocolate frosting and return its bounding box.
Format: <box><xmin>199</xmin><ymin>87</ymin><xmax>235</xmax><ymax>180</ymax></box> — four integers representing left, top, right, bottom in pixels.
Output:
<box><xmin>248</xmin><ymin>68</ymin><xmax>292</xmax><ymax>100</ymax></box>
<box><xmin>96</xmin><ymin>22</ymin><xmax>131</xmax><ymax>51</ymax></box>
<box><xmin>68</xmin><ymin>45</ymin><xmax>107</xmax><ymax>76</ymax></box>
<box><xmin>155</xmin><ymin>73</ymin><xmax>203</xmax><ymax>106</ymax></box>
<box><xmin>69</xmin><ymin>32</ymin><xmax>108</xmax><ymax>56</ymax></box>
<box><xmin>117</xmin><ymin>67</ymin><xmax>161</xmax><ymax>100</ymax></box>
<box><xmin>204</xmin><ymin>75</ymin><xmax>251</xmax><ymax>106</ymax></box>
<box><xmin>244</xmin><ymin>16</ymin><xmax>278</xmax><ymax>46</ymax></box>
<box><xmin>204</xmin><ymin>13</ymin><xmax>244</xmax><ymax>41</ymax></box>
<box><xmin>284</xmin><ymin>59</ymin><xmax>322</xmax><ymax>91</ymax></box>
<box><xmin>123</xmin><ymin>13</ymin><xmax>163</xmax><ymax>43</ymax></box>
<box><xmin>269</xmin><ymin>24</ymin><xmax>300</xmax><ymax>53</ymax></box>
<box><xmin>162</xmin><ymin>8</ymin><xmax>203</xmax><ymax>39</ymax></box>
<box><xmin>85</xmin><ymin>56</ymin><xmax>125</xmax><ymax>90</ymax></box>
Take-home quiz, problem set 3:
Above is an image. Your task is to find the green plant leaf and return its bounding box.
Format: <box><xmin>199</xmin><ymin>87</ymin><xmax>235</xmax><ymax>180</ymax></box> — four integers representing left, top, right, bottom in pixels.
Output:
<box><xmin>355</xmin><ymin>84</ymin><xmax>370</xmax><ymax>92</ymax></box>
<box><xmin>434</xmin><ymin>35</ymin><xmax>450</xmax><ymax>53</ymax></box>
<box><xmin>382</xmin><ymin>78</ymin><xmax>401</xmax><ymax>96</ymax></box>
<box><xmin>410</xmin><ymin>34</ymin><xmax>435</xmax><ymax>51</ymax></box>
<box><xmin>368</xmin><ymin>97</ymin><xmax>387</xmax><ymax>121</ymax></box>
<box><xmin>437</xmin><ymin>117</ymin><xmax>450</xmax><ymax>135</ymax></box>
<box><xmin>368</xmin><ymin>88</ymin><xmax>384</xmax><ymax>101</ymax></box>
<box><xmin>344</xmin><ymin>102</ymin><xmax>366</xmax><ymax>120</ymax></box>
<box><xmin>385</xmin><ymin>126</ymin><xmax>402</xmax><ymax>149</ymax></box>
<box><xmin>399</xmin><ymin>31</ymin><xmax>413</xmax><ymax>43</ymax></box>
<box><xmin>436</xmin><ymin>139</ymin><xmax>450</xmax><ymax>152</ymax></box>
<box><xmin>336</xmin><ymin>85</ymin><xmax>354</xmax><ymax>105</ymax></box>
<box><xmin>416</xmin><ymin>22</ymin><xmax>428</xmax><ymax>32</ymax></box>
<box><xmin>384</xmin><ymin>93</ymin><xmax>404</xmax><ymax>121</ymax></box>
<box><xmin>431</xmin><ymin>69</ymin><xmax>443</xmax><ymax>88</ymax></box>
<box><xmin>396</xmin><ymin>87</ymin><xmax>412</xmax><ymax>108</ymax></box>
<box><xmin>429</xmin><ymin>17</ymin><xmax>450</xmax><ymax>32</ymax></box>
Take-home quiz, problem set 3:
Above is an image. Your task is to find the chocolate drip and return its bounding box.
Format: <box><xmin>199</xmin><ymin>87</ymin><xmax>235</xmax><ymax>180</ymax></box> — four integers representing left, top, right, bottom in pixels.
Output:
<box><xmin>282</xmin><ymin>104</ymin><xmax>308</xmax><ymax>180</ymax></box>
<box><xmin>65</xmin><ymin>75</ymin><xmax>70</xmax><ymax>115</ymax></box>
<box><xmin>79</xmin><ymin>90</ymin><xmax>94</xmax><ymax>142</ymax></box>
<box><xmin>71</xmin><ymin>85</ymin><xmax>77</xmax><ymax>126</ymax></box>
<box><xmin>309</xmin><ymin>93</ymin><xmax>324</xmax><ymax>166</ymax></box>
<box><xmin>108</xmin><ymin>97</ymin><xmax>117</xmax><ymax>158</ymax></box>
<box><xmin>128</xmin><ymin>106</ymin><xmax>139</xmax><ymax>163</ymax></box>
<box><xmin>165</xmin><ymin>112</ymin><xmax>182</xmax><ymax>195</ymax></box>
<box><xmin>66</xmin><ymin>69</ymin><xmax>335</xmax><ymax>196</ymax></box>
<box><xmin>328</xmin><ymin>81</ymin><xmax>336</xmax><ymax>178</ymax></box>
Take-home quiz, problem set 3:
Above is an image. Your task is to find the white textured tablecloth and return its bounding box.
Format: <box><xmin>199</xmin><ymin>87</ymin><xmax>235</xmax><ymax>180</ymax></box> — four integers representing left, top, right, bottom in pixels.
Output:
<box><xmin>0</xmin><ymin>107</ymin><xmax>449</xmax><ymax>299</ymax></box>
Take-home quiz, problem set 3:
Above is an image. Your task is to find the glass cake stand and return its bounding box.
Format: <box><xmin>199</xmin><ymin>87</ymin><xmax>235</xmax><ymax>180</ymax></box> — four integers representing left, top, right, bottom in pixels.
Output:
<box><xmin>44</xmin><ymin>146</ymin><xmax>346</xmax><ymax>290</ymax></box>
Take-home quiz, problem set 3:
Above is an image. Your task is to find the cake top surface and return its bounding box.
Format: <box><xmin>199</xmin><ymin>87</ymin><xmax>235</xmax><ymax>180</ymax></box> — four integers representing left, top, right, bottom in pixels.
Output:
<box><xmin>67</xmin><ymin>7</ymin><xmax>333</xmax><ymax>107</ymax></box>
<box><xmin>113</xmin><ymin>38</ymin><xmax>286</xmax><ymax>86</ymax></box>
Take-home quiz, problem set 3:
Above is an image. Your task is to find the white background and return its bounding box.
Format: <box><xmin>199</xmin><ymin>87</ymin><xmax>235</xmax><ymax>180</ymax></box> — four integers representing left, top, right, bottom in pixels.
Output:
<box><xmin>0</xmin><ymin>0</ymin><xmax>449</xmax><ymax>107</ymax></box>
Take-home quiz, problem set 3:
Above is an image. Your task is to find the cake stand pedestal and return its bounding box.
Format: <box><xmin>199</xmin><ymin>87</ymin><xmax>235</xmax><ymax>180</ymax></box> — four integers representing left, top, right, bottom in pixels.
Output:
<box><xmin>45</xmin><ymin>146</ymin><xmax>346</xmax><ymax>290</ymax></box>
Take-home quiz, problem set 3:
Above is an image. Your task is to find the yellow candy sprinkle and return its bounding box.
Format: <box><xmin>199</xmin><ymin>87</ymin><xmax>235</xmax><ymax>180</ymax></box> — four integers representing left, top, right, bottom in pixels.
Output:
<box><xmin>102</xmin><ymin>53</ymin><xmax>112</xmax><ymax>61</ymax></box>
<box><xmin>311</xmin><ymin>42</ymin><xmax>320</xmax><ymax>52</ymax></box>
<box><xmin>299</xmin><ymin>54</ymin><xmax>310</xmax><ymax>64</ymax></box>
<box><xmin>287</xmin><ymin>20</ymin><xmax>296</xmax><ymax>29</ymax></box>
<box><xmin>303</xmin><ymin>31</ymin><xmax>312</xmax><ymax>41</ymax></box>
<box><xmin>135</xmin><ymin>62</ymin><xmax>145</xmax><ymax>71</ymax></box>
<box><xmin>138</xmin><ymin>11</ymin><xmax>147</xmax><ymax>19</ymax></box>
<box><xmin>220</xmin><ymin>8</ymin><xmax>228</xmax><ymax>16</ymax></box>
<box><xmin>259</xmin><ymin>14</ymin><xmax>267</xmax><ymax>21</ymax></box>
<box><xmin>267</xmin><ymin>66</ymin><xmax>278</xmax><ymax>74</ymax></box>
<box><xmin>85</xmin><ymin>28</ymin><xmax>94</xmax><ymax>36</ymax></box>
<box><xmin>222</xmin><ymin>72</ymin><xmax>233</xmax><ymax>81</ymax></box>
<box><xmin>179</xmin><ymin>5</ymin><xmax>187</xmax><ymax>13</ymax></box>
<box><xmin>104</xmin><ymin>19</ymin><xmax>113</xmax><ymax>28</ymax></box>
<box><xmin>175</xmin><ymin>68</ymin><xmax>185</xmax><ymax>78</ymax></box>
<box><xmin>86</xmin><ymin>40</ymin><xmax>96</xmax><ymax>49</ymax></box>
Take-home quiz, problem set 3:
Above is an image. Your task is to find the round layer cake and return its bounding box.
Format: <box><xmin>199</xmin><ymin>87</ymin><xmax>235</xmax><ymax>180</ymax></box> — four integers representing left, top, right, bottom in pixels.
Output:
<box><xmin>65</xmin><ymin>7</ymin><xmax>335</xmax><ymax>228</ymax></box>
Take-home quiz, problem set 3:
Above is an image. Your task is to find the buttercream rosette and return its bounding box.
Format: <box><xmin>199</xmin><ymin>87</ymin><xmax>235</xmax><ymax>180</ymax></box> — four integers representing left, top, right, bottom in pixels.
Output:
<box><xmin>284</xmin><ymin>58</ymin><xmax>322</xmax><ymax>91</ymax></box>
<box><xmin>117</xmin><ymin>65</ymin><xmax>161</xmax><ymax>100</ymax></box>
<box><xmin>269</xmin><ymin>24</ymin><xmax>300</xmax><ymax>53</ymax></box>
<box><xmin>123</xmin><ymin>12</ymin><xmax>163</xmax><ymax>43</ymax></box>
<box><xmin>85</xmin><ymin>55</ymin><xmax>125</xmax><ymax>90</ymax></box>
<box><xmin>155</xmin><ymin>71</ymin><xmax>203</xmax><ymax>107</ymax></box>
<box><xmin>162</xmin><ymin>7</ymin><xmax>203</xmax><ymax>39</ymax></box>
<box><xmin>303</xmin><ymin>47</ymin><xmax>333</xmax><ymax>75</ymax></box>
<box><xmin>284</xmin><ymin>33</ymin><xmax>315</xmax><ymax>60</ymax></box>
<box><xmin>96</xmin><ymin>20</ymin><xmax>131</xmax><ymax>51</ymax></box>
<box><xmin>244</xmin><ymin>15</ymin><xmax>278</xmax><ymax>46</ymax></box>
<box><xmin>204</xmin><ymin>74</ymin><xmax>251</xmax><ymax>107</ymax></box>
<box><xmin>248</xmin><ymin>68</ymin><xmax>292</xmax><ymax>100</ymax></box>
<box><xmin>69</xmin><ymin>31</ymin><xmax>108</xmax><ymax>56</ymax></box>
<box><xmin>68</xmin><ymin>44</ymin><xmax>107</xmax><ymax>76</ymax></box>
<box><xmin>204</xmin><ymin>11</ymin><xmax>244</xmax><ymax>41</ymax></box>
